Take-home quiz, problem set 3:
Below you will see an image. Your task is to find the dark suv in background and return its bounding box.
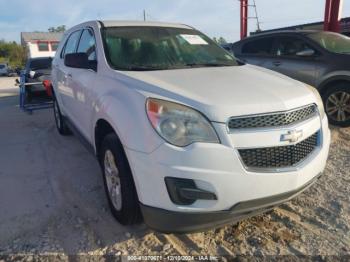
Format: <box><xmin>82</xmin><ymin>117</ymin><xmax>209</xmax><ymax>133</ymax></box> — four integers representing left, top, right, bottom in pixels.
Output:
<box><xmin>23</xmin><ymin>57</ymin><xmax>53</xmax><ymax>102</ymax></box>
<box><xmin>226</xmin><ymin>30</ymin><xmax>350</xmax><ymax>127</ymax></box>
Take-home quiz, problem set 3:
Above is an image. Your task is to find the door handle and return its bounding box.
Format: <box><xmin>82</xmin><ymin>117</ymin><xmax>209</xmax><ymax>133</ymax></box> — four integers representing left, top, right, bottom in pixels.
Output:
<box><xmin>66</xmin><ymin>73</ymin><xmax>72</xmax><ymax>78</ymax></box>
<box><xmin>273</xmin><ymin>61</ymin><xmax>282</xmax><ymax>66</ymax></box>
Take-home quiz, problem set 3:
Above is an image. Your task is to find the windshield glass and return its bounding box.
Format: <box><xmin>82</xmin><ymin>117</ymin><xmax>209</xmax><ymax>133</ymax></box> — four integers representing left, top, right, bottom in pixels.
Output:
<box><xmin>307</xmin><ymin>32</ymin><xmax>350</xmax><ymax>54</ymax></box>
<box><xmin>0</xmin><ymin>65</ymin><xmax>5</xmax><ymax>69</ymax></box>
<box><xmin>102</xmin><ymin>26</ymin><xmax>238</xmax><ymax>71</ymax></box>
<box><xmin>29</xmin><ymin>58</ymin><xmax>52</xmax><ymax>70</ymax></box>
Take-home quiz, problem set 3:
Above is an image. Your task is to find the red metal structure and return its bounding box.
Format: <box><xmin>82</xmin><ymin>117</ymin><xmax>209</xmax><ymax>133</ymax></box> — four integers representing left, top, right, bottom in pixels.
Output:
<box><xmin>240</xmin><ymin>0</ymin><xmax>248</xmax><ymax>39</ymax></box>
<box><xmin>240</xmin><ymin>0</ymin><xmax>343</xmax><ymax>39</ymax></box>
<box><xmin>324</xmin><ymin>0</ymin><xmax>343</xmax><ymax>32</ymax></box>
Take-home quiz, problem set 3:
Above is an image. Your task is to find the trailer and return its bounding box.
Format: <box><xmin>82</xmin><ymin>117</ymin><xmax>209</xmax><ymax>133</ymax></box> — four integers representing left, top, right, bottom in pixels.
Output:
<box><xmin>17</xmin><ymin>73</ymin><xmax>53</xmax><ymax>114</ymax></box>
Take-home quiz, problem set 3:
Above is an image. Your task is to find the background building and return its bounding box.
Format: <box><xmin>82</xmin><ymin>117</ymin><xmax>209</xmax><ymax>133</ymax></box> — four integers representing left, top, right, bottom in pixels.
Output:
<box><xmin>21</xmin><ymin>32</ymin><xmax>63</xmax><ymax>58</ymax></box>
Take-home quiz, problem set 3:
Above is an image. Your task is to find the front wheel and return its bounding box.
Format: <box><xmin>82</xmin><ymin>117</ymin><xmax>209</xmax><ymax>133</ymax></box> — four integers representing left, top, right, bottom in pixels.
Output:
<box><xmin>322</xmin><ymin>83</ymin><xmax>350</xmax><ymax>127</ymax></box>
<box><xmin>100</xmin><ymin>133</ymin><xmax>142</xmax><ymax>225</ymax></box>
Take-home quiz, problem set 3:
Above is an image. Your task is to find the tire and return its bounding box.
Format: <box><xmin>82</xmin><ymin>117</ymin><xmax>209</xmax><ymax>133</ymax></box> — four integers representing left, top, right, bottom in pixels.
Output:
<box><xmin>322</xmin><ymin>83</ymin><xmax>350</xmax><ymax>127</ymax></box>
<box><xmin>100</xmin><ymin>133</ymin><xmax>142</xmax><ymax>225</ymax></box>
<box><xmin>25</xmin><ymin>89</ymin><xmax>33</xmax><ymax>103</ymax></box>
<box><xmin>53</xmin><ymin>97</ymin><xmax>71</xmax><ymax>135</ymax></box>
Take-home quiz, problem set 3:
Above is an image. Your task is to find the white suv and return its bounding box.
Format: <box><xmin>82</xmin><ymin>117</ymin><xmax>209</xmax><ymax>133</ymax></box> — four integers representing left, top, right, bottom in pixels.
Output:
<box><xmin>52</xmin><ymin>20</ymin><xmax>331</xmax><ymax>233</ymax></box>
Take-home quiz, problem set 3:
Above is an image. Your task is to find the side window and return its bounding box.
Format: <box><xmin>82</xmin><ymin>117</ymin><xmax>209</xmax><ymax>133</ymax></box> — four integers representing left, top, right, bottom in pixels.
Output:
<box><xmin>77</xmin><ymin>29</ymin><xmax>97</xmax><ymax>61</ymax></box>
<box><xmin>61</xmin><ymin>30</ymin><xmax>82</xmax><ymax>58</ymax></box>
<box><xmin>51</xmin><ymin>42</ymin><xmax>59</xmax><ymax>51</ymax></box>
<box><xmin>242</xmin><ymin>37</ymin><xmax>274</xmax><ymax>55</ymax></box>
<box><xmin>38</xmin><ymin>42</ymin><xmax>49</xmax><ymax>51</ymax></box>
<box><xmin>275</xmin><ymin>37</ymin><xmax>316</xmax><ymax>56</ymax></box>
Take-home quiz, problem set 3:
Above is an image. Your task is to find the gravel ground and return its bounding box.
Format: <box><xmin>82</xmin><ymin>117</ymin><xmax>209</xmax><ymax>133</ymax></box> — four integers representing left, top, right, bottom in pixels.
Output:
<box><xmin>0</xmin><ymin>78</ymin><xmax>349</xmax><ymax>261</ymax></box>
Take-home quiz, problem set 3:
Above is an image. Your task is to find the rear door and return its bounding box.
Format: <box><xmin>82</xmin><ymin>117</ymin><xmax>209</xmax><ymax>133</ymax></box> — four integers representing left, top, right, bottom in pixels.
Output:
<box><xmin>236</xmin><ymin>36</ymin><xmax>276</xmax><ymax>69</ymax></box>
<box><xmin>269</xmin><ymin>35</ymin><xmax>319</xmax><ymax>85</ymax></box>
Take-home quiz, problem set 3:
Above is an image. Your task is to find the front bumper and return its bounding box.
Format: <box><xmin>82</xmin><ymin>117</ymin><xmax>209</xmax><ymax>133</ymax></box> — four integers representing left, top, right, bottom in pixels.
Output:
<box><xmin>125</xmin><ymin>114</ymin><xmax>330</xmax><ymax>232</ymax></box>
<box><xmin>140</xmin><ymin>172</ymin><xmax>322</xmax><ymax>233</ymax></box>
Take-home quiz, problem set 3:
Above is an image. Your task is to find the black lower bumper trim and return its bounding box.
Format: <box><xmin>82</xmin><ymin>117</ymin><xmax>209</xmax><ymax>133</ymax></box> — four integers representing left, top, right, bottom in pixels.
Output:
<box><xmin>141</xmin><ymin>173</ymin><xmax>322</xmax><ymax>234</ymax></box>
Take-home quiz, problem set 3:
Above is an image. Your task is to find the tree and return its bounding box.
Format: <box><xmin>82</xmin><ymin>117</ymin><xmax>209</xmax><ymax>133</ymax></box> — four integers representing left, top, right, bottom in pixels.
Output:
<box><xmin>218</xmin><ymin>37</ymin><xmax>227</xmax><ymax>45</ymax></box>
<box><xmin>213</xmin><ymin>37</ymin><xmax>228</xmax><ymax>45</ymax></box>
<box><xmin>0</xmin><ymin>40</ymin><xmax>26</xmax><ymax>68</ymax></box>
<box><xmin>48</xmin><ymin>25</ymin><xmax>66</xmax><ymax>33</ymax></box>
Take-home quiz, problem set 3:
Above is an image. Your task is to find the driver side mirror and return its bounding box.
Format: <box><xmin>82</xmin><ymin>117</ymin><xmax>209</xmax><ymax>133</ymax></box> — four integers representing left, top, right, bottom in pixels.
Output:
<box><xmin>64</xmin><ymin>53</ymin><xmax>97</xmax><ymax>71</ymax></box>
<box><xmin>296</xmin><ymin>49</ymin><xmax>315</xmax><ymax>57</ymax></box>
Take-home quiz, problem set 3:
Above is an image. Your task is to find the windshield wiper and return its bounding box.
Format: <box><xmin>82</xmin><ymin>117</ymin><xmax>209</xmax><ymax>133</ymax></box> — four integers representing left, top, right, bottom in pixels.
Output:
<box><xmin>119</xmin><ymin>63</ymin><xmax>234</xmax><ymax>71</ymax></box>
<box><xmin>185</xmin><ymin>63</ymin><xmax>234</xmax><ymax>68</ymax></box>
<box><xmin>117</xmin><ymin>64</ymin><xmax>172</xmax><ymax>71</ymax></box>
<box><xmin>123</xmin><ymin>65</ymin><xmax>165</xmax><ymax>71</ymax></box>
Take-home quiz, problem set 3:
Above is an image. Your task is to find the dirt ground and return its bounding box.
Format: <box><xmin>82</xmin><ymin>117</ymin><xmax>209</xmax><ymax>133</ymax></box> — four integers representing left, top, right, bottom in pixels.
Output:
<box><xmin>0</xmin><ymin>77</ymin><xmax>349</xmax><ymax>260</ymax></box>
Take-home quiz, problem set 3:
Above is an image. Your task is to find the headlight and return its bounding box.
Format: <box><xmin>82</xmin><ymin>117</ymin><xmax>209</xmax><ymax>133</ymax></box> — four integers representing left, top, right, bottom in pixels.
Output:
<box><xmin>305</xmin><ymin>85</ymin><xmax>325</xmax><ymax>119</ymax></box>
<box><xmin>146</xmin><ymin>98</ymin><xmax>220</xmax><ymax>147</ymax></box>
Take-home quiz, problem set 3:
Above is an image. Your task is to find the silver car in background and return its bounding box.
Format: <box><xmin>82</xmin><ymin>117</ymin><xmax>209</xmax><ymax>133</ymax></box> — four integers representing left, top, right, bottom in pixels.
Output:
<box><xmin>0</xmin><ymin>63</ymin><xmax>9</xmax><ymax>76</ymax></box>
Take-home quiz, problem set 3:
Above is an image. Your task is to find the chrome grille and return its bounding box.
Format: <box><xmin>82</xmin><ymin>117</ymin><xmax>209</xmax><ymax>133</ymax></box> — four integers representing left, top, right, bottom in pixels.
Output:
<box><xmin>228</xmin><ymin>105</ymin><xmax>317</xmax><ymax>130</ymax></box>
<box><xmin>238</xmin><ymin>131</ymin><xmax>319</xmax><ymax>170</ymax></box>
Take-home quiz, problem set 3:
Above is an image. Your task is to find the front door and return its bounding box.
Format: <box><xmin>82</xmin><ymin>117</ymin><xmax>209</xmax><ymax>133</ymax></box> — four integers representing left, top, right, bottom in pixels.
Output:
<box><xmin>56</xmin><ymin>30</ymin><xmax>82</xmax><ymax>116</ymax></box>
<box><xmin>269</xmin><ymin>36</ymin><xmax>318</xmax><ymax>86</ymax></box>
<box><xmin>67</xmin><ymin>28</ymin><xmax>98</xmax><ymax>140</ymax></box>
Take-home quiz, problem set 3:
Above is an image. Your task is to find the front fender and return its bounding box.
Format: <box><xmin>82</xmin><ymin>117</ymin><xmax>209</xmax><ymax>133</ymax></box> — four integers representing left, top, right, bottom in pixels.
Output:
<box><xmin>92</xmin><ymin>91</ymin><xmax>164</xmax><ymax>154</ymax></box>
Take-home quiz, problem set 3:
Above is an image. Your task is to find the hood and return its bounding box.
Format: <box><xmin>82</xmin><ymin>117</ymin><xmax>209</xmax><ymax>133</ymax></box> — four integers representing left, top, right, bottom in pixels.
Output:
<box><xmin>120</xmin><ymin>64</ymin><xmax>317</xmax><ymax>122</ymax></box>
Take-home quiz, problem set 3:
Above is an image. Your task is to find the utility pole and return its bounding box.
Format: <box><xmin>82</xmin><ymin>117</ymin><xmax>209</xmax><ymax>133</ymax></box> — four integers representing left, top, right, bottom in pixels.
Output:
<box><xmin>240</xmin><ymin>0</ymin><xmax>248</xmax><ymax>39</ymax></box>
<box><xmin>143</xmin><ymin>10</ymin><xmax>146</xmax><ymax>21</ymax></box>
<box><xmin>239</xmin><ymin>0</ymin><xmax>261</xmax><ymax>39</ymax></box>
<box><xmin>324</xmin><ymin>0</ymin><xmax>343</xmax><ymax>32</ymax></box>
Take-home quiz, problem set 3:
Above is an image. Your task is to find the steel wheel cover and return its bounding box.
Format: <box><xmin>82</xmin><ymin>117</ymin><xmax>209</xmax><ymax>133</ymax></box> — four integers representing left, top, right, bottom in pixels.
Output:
<box><xmin>104</xmin><ymin>150</ymin><xmax>122</xmax><ymax>211</ymax></box>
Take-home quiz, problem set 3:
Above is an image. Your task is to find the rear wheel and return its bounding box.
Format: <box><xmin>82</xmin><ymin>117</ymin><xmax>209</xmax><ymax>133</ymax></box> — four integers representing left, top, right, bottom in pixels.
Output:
<box><xmin>322</xmin><ymin>83</ymin><xmax>350</xmax><ymax>127</ymax></box>
<box><xmin>53</xmin><ymin>98</ymin><xmax>71</xmax><ymax>135</ymax></box>
<box><xmin>100</xmin><ymin>133</ymin><xmax>142</xmax><ymax>225</ymax></box>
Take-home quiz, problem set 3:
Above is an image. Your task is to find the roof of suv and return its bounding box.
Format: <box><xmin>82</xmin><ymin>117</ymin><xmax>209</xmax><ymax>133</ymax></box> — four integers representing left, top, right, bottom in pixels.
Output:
<box><xmin>100</xmin><ymin>20</ymin><xmax>193</xmax><ymax>29</ymax></box>
<box><xmin>230</xmin><ymin>30</ymin><xmax>326</xmax><ymax>45</ymax></box>
<box><xmin>244</xmin><ymin>30</ymin><xmax>322</xmax><ymax>39</ymax></box>
<box><xmin>64</xmin><ymin>20</ymin><xmax>196</xmax><ymax>40</ymax></box>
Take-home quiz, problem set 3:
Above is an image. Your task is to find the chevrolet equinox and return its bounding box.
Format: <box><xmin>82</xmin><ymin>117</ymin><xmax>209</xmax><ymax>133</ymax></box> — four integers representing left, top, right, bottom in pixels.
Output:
<box><xmin>52</xmin><ymin>21</ymin><xmax>331</xmax><ymax>233</ymax></box>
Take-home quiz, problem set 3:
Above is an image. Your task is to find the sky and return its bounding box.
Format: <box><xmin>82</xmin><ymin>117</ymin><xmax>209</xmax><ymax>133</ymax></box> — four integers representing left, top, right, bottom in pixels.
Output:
<box><xmin>1</xmin><ymin>0</ymin><xmax>350</xmax><ymax>43</ymax></box>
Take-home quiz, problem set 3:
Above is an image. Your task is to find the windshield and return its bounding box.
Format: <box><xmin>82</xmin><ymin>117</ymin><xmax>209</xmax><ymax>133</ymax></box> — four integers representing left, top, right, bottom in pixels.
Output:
<box><xmin>29</xmin><ymin>58</ymin><xmax>52</xmax><ymax>70</ymax></box>
<box><xmin>0</xmin><ymin>65</ymin><xmax>5</xmax><ymax>69</ymax></box>
<box><xmin>307</xmin><ymin>32</ymin><xmax>350</xmax><ymax>54</ymax></box>
<box><xmin>102</xmin><ymin>26</ymin><xmax>238</xmax><ymax>71</ymax></box>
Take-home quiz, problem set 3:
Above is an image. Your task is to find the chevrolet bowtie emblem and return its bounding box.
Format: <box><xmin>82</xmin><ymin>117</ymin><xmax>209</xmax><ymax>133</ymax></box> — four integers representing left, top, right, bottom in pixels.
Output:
<box><xmin>281</xmin><ymin>130</ymin><xmax>303</xmax><ymax>143</ymax></box>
